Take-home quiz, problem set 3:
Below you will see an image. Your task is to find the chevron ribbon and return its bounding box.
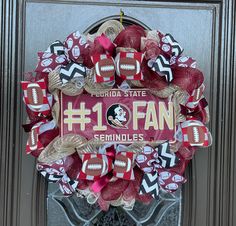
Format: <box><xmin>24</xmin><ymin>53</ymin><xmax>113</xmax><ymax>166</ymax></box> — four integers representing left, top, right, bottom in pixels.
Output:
<box><xmin>139</xmin><ymin>169</ymin><xmax>186</xmax><ymax>198</ymax></box>
<box><xmin>158</xmin><ymin>32</ymin><xmax>183</xmax><ymax>57</ymax></box>
<box><xmin>148</xmin><ymin>55</ymin><xmax>173</xmax><ymax>82</ymax></box>
<box><xmin>45</xmin><ymin>40</ymin><xmax>65</xmax><ymax>56</ymax></box>
<box><xmin>59</xmin><ymin>62</ymin><xmax>86</xmax><ymax>87</ymax></box>
<box><xmin>136</xmin><ymin>141</ymin><xmax>186</xmax><ymax>198</ymax></box>
<box><xmin>136</xmin><ymin>141</ymin><xmax>178</xmax><ymax>171</ymax></box>
<box><xmin>139</xmin><ymin>172</ymin><xmax>159</xmax><ymax>199</ymax></box>
<box><xmin>37</xmin><ymin>161</ymin><xmax>78</xmax><ymax>196</ymax></box>
<box><xmin>163</xmin><ymin>34</ymin><xmax>183</xmax><ymax>57</ymax></box>
<box><xmin>157</xmin><ymin>141</ymin><xmax>178</xmax><ymax>168</ymax></box>
<box><xmin>148</xmin><ymin>32</ymin><xmax>188</xmax><ymax>83</ymax></box>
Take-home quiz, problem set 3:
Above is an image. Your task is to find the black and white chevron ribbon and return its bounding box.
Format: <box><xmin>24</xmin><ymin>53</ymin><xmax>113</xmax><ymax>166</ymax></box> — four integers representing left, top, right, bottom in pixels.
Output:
<box><xmin>157</xmin><ymin>141</ymin><xmax>179</xmax><ymax>168</ymax></box>
<box><xmin>149</xmin><ymin>55</ymin><xmax>173</xmax><ymax>82</ymax></box>
<box><xmin>165</xmin><ymin>34</ymin><xmax>183</xmax><ymax>57</ymax></box>
<box><xmin>39</xmin><ymin>170</ymin><xmax>63</xmax><ymax>182</ymax></box>
<box><xmin>46</xmin><ymin>40</ymin><xmax>65</xmax><ymax>56</ymax></box>
<box><xmin>39</xmin><ymin>170</ymin><xmax>78</xmax><ymax>195</ymax></box>
<box><xmin>60</xmin><ymin>62</ymin><xmax>86</xmax><ymax>85</ymax></box>
<box><xmin>139</xmin><ymin>172</ymin><xmax>159</xmax><ymax>199</ymax></box>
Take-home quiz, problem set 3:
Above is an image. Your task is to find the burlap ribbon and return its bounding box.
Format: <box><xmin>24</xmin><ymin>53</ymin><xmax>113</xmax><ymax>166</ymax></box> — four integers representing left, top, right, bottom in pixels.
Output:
<box><xmin>76</xmin><ymin>188</ymin><xmax>135</xmax><ymax>210</ymax></box>
<box><xmin>97</xmin><ymin>20</ymin><xmax>124</xmax><ymax>42</ymax></box>
<box><xmin>48</xmin><ymin>69</ymin><xmax>83</xmax><ymax>96</ymax></box>
<box><xmin>38</xmin><ymin>134</ymin><xmax>87</xmax><ymax>163</ymax></box>
<box><xmin>83</xmin><ymin>68</ymin><xmax>114</xmax><ymax>95</ymax></box>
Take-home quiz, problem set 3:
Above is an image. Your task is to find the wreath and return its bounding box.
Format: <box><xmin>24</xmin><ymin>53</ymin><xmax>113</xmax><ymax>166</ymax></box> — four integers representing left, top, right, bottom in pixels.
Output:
<box><xmin>21</xmin><ymin>20</ymin><xmax>212</xmax><ymax>211</ymax></box>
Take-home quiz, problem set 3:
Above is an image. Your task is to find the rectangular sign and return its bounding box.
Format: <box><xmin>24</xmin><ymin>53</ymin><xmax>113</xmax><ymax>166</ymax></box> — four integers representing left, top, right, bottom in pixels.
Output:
<box><xmin>60</xmin><ymin>89</ymin><xmax>175</xmax><ymax>143</ymax></box>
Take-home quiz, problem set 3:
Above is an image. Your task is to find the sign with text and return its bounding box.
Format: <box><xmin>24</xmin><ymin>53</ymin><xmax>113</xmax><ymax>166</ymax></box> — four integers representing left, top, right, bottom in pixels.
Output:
<box><xmin>60</xmin><ymin>89</ymin><xmax>176</xmax><ymax>143</ymax></box>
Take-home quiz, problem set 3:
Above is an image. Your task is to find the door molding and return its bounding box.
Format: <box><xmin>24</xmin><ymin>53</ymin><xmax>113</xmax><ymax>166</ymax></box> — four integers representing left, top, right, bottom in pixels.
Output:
<box><xmin>0</xmin><ymin>1</ymin><xmax>235</xmax><ymax>226</ymax></box>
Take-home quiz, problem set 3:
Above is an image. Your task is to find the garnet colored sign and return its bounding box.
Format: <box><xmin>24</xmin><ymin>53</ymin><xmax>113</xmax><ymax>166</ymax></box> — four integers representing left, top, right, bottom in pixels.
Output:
<box><xmin>60</xmin><ymin>89</ymin><xmax>176</xmax><ymax>143</ymax></box>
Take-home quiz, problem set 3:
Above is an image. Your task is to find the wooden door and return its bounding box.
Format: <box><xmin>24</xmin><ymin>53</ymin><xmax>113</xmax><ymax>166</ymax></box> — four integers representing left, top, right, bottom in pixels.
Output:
<box><xmin>0</xmin><ymin>0</ymin><xmax>235</xmax><ymax>226</ymax></box>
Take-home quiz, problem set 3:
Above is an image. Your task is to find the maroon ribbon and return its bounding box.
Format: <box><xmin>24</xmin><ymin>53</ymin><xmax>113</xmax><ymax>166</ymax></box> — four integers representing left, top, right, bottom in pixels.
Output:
<box><xmin>95</xmin><ymin>34</ymin><xmax>116</xmax><ymax>55</ymax></box>
<box><xmin>22</xmin><ymin>114</ymin><xmax>53</xmax><ymax>132</ymax></box>
<box><xmin>180</xmin><ymin>98</ymin><xmax>208</xmax><ymax>122</ymax></box>
<box><xmin>90</xmin><ymin>172</ymin><xmax>113</xmax><ymax>193</ymax></box>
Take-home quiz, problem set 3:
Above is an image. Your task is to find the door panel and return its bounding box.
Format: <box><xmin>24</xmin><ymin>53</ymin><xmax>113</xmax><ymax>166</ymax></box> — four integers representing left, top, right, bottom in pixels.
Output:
<box><xmin>0</xmin><ymin>1</ymin><xmax>235</xmax><ymax>226</ymax></box>
<box><xmin>24</xmin><ymin>1</ymin><xmax>215</xmax><ymax>225</ymax></box>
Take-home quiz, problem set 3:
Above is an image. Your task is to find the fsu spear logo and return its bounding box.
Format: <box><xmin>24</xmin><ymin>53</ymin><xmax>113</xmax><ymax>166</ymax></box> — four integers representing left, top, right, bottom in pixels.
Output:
<box><xmin>106</xmin><ymin>104</ymin><xmax>130</xmax><ymax>129</ymax></box>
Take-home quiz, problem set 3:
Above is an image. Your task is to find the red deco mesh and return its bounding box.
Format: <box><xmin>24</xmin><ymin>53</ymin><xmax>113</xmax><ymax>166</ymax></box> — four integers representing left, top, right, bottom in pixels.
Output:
<box><xmin>65</xmin><ymin>153</ymin><xmax>83</xmax><ymax>180</ymax></box>
<box><xmin>101</xmin><ymin>179</ymin><xmax>130</xmax><ymax>201</ymax></box>
<box><xmin>114</xmin><ymin>25</ymin><xmax>146</xmax><ymax>51</ymax></box>
<box><xmin>97</xmin><ymin>167</ymin><xmax>152</xmax><ymax>210</ymax></box>
<box><xmin>77</xmin><ymin>45</ymin><xmax>94</xmax><ymax>68</ymax></box>
<box><xmin>38</xmin><ymin>128</ymin><xmax>59</xmax><ymax>148</ymax></box>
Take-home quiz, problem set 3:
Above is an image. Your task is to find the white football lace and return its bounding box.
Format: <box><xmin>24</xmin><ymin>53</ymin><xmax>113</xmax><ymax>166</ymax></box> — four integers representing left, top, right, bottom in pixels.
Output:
<box><xmin>114</xmin><ymin>160</ymin><xmax>126</xmax><ymax>168</ymax></box>
<box><xmin>31</xmin><ymin>131</ymin><xmax>35</xmax><ymax>145</ymax></box>
<box><xmin>101</xmin><ymin>65</ymin><xmax>115</xmax><ymax>72</ymax></box>
<box><xmin>87</xmin><ymin>164</ymin><xmax>102</xmax><ymax>170</ymax></box>
<box><xmin>195</xmin><ymin>88</ymin><xmax>200</xmax><ymax>100</ymax></box>
<box><xmin>32</xmin><ymin>88</ymin><xmax>38</xmax><ymax>104</ymax></box>
<box><xmin>193</xmin><ymin>127</ymin><xmax>199</xmax><ymax>142</ymax></box>
<box><xmin>120</xmin><ymin>64</ymin><xmax>135</xmax><ymax>70</ymax></box>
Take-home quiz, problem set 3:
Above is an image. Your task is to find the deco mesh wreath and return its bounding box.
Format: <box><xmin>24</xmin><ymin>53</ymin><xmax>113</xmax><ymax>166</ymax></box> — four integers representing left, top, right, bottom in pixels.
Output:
<box><xmin>21</xmin><ymin>20</ymin><xmax>212</xmax><ymax>211</ymax></box>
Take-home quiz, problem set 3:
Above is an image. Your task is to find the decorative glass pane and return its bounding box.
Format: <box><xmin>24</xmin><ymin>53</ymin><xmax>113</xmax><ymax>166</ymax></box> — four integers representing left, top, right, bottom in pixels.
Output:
<box><xmin>47</xmin><ymin>183</ymin><xmax>182</xmax><ymax>226</ymax></box>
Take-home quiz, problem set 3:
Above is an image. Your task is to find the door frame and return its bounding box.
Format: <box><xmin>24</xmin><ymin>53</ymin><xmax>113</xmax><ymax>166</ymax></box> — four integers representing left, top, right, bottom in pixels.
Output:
<box><xmin>0</xmin><ymin>0</ymin><xmax>235</xmax><ymax>226</ymax></box>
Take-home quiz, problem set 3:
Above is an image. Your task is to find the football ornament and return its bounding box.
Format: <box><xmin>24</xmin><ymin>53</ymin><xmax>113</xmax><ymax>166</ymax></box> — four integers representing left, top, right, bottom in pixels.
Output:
<box><xmin>27</xmin><ymin>128</ymin><xmax>40</xmax><ymax>152</ymax></box>
<box><xmin>26</xmin><ymin>83</ymin><xmax>44</xmax><ymax>110</ymax></box>
<box><xmin>113</xmin><ymin>151</ymin><xmax>136</xmax><ymax>180</ymax></box>
<box><xmin>116</xmin><ymin>51</ymin><xmax>144</xmax><ymax>80</ymax></box>
<box><xmin>180</xmin><ymin>120</ymin><xmax>212</xmax><ymax>147</ymax></box>
<box><xmin>92</xmin><ymin>54</ymin><xmax>115</xmax><ymax>83</ymax></box>
<box><xmin>21</xmin><ymin>79</ymin><xmax>51</xmax><ymax>115</ymax></box>
<box><xmin>79</xmin><ymin>154</ymin><xmax>113</xmax><ymax>180</ymax></box>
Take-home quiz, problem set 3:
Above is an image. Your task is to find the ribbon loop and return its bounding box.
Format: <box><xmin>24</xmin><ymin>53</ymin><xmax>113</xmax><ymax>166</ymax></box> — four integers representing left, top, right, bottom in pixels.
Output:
<box><xmin>78</xmin><ymin>144</ymin><xmax>136</xmax><ymax>192</ymax></box>
<box><xmin>136</xmin><ymin>141</ymin><xmax>179</xmax><ymax>172</ymax></box>
<box><xmin>26</xmin><ymin>119</ymin><xmax>56</xmax><ymax>155</ymax></box>
<box><xmin>59</xmin><ymin>62</ymin><xmax>86</xmax><ymax>88</ymax></box>
<box><xmin>37</xmin><ymin>159</ymin><xmax>78</xmax><ymax>196</ymax></box>
<box><xmin>147</xmin><ymin>32</ymin><xmax>197</xmax><ymax>83</ymax></box>
<box><xmin>148</xmin><ymin>55</ymin><xmax>173</xmax><ymax>83</ymax></box>
<box><xmin>136</xmin><ymin>141</ymin><xmax>185</xmax><ymax>198</ymax></box>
